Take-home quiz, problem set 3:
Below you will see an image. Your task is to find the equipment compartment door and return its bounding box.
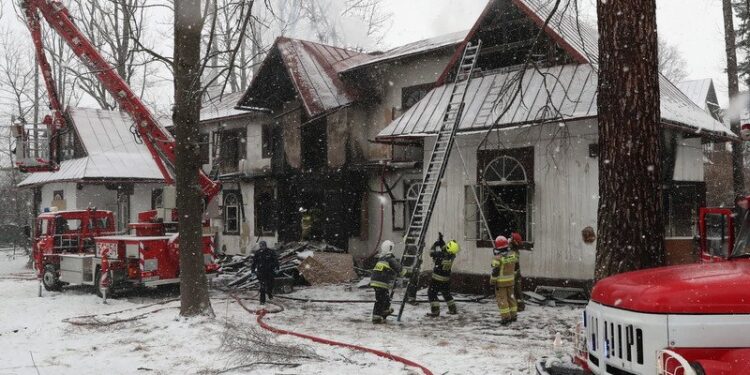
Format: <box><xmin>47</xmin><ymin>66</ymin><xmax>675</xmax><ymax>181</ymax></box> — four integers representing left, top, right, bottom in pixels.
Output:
<box><xmin>698</xmin><ymin>208</ymin><xmax>734</xmax><ymax>262</ymax></box>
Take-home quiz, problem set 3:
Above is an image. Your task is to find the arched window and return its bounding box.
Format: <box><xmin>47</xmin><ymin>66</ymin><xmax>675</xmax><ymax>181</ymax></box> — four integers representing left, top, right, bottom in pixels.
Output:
<box><xmin>484</xmin><ymin>155</ymin><xmax>528</xmax><ymax>185</ymax></box>
<box><xmin>479</xmin><ymin>153</ymin><xmax>533</xmax><ymax>241</ymax></box>
<box><xmin>223</xmin><ymin>192</ymin><xmax>240</xmax><ymax>234</ymax></box>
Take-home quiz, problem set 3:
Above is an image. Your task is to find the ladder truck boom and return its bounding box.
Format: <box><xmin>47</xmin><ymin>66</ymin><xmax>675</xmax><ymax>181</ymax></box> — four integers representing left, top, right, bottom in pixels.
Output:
<box><xmin>20</xmin><ymin>0</ymin><xmax>221</xmax><ymax>201</ymax></box>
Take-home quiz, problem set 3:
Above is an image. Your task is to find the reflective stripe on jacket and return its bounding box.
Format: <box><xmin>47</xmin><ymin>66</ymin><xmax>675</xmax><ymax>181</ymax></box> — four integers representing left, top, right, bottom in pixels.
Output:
<box><xmin>370</xmin><ymin>254</ymin><xmax>403</xmax><ymax>289</ymax></box>
<box><xmin>490</xmin><ymin>250</ymin><xmax>518</xmax><ymax>287</ymax></box>
<box><xmin>430</xmin><ymin>248</ymin><xmax>455</xmax><ymax>282</ymax></box>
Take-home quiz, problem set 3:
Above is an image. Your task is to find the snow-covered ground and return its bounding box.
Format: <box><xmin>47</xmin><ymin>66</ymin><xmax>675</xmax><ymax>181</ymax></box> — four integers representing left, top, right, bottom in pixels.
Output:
<box><xmin>0</xmin><ymin>250</ymin><xmax>582</xmax><ymax>374</ymax></box>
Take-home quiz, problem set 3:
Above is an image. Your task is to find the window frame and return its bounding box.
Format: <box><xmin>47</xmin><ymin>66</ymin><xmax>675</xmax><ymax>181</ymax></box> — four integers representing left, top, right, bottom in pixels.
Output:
<box><xmin>254</xmin><ymin>183</ymin><xmax>276</xmax><ymax>236</ymax></box>
<box><xmin>469</xmin><ymin>148</ymin><xmax>535</xmax><ymax>246</ymax></box>
<box><xmin>223</xmin><ymin>191</ymin><xmax>241</xmax><ymax>235</ymax></box>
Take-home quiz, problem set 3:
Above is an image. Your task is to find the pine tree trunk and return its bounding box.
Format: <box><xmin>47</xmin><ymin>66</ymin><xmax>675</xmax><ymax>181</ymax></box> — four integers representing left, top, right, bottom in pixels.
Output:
<box><xmin>174</xmin><ymin>0</ymin><xmax>212</xmax><ymax>317</ymax></box>
<box><xmin>595</xmin><ymin>0</ymin><xmax>665</xmax><ymax>280</ymax></box>
<box><xmin>723</xmin><ymin>0</ymin><xmax>745</xmax><ymax>196</ymax></box>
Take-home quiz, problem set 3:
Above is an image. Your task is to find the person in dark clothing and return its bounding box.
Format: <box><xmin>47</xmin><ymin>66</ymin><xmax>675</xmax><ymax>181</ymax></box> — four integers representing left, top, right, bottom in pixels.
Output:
<box><xmin>426</xmin><ymin>233</ymin><xmax>459</xmax><ymax>317</ymax></box>
<box><xmin>369</xmin><ymin>240</ymin><xmax>403</xmax><ymax>324</ymax></box>
<box><xmin>251</xmin><ymin>241</ymin><xmax>279</xmax><ymax>305</ymax></box>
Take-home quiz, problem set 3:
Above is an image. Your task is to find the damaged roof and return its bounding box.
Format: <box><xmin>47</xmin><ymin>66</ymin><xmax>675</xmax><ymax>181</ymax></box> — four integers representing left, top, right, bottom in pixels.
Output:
<box><xmin>238</xmin><ymin>31</ymin><xmax>467</xmax><ymax>118</ymax></box>
<box><xmin>378</xmin><ymin>0</ymin><xmax>732</xmax><ymax>139</ymax></box>
<box><xmin>342</xmin><ymin>30</ymin><xmax>467</xmax><ymax>73</ymax></box>
<box><xmin>200</xmin><ymin>91</ymin><xmax>255</xmax><ymax>123</ymax></box>
<box><xmin>239</xmin><ymin>37</ymin><xmax>369</xmax><ymax>118</ymax></box>
<box><xmin>18</xmin><ymin>108</ymin><xmax>163</xmax><ymax>187</ymax></box>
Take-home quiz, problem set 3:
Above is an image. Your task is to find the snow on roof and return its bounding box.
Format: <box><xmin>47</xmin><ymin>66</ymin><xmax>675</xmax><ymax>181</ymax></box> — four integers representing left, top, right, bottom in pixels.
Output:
<box><xmin>378</xmin><ymin>0</ymin><xmax>733</xmax><ymax>139</ymax></box>
<box><xmin>341</xmin><ymin>30</ymin><xmax>467</xmax><ymax>72</ymax></box>
<box><xmin>239</xmin><ymin>31</ymin><xmax>467</xmax><ymax>118</ymax></box>
<box><xmin>18</xmin><ymin>108</ymin><xmax>163</xmax><ymax>187</ymax></box>
<box><xmin>676</xmin><ymin>79</ymin><xmax>715</xmax><ymax>111</ymax></box>
<box><xmin>240</xmin><ymin>37</ymin><xmax>369</xmax><ymax>118</ymax></box>
<box><xmin>200</xmin><ymin>91</ymin><xmax>254</xmax><ymax>123</ymax></box>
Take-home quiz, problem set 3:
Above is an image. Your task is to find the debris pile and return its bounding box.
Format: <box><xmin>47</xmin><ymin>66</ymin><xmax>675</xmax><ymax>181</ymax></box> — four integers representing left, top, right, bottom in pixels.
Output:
<box><xmin>523</xmin><ymin>286</ymin><xmax>588</xmax><ymax>307</ymax></box>
<box><xmin>214</xmin><ymin>242</ymin><xmax>355</xmax><ymax>290</ymax></box>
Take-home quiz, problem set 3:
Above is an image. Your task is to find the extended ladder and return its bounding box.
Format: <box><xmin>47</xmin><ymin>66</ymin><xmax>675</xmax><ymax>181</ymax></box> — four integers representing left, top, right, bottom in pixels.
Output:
<box><xmin>395</xmin><ymin>40</ymin><xmax>482</xmax><ymax>321</ymax></box>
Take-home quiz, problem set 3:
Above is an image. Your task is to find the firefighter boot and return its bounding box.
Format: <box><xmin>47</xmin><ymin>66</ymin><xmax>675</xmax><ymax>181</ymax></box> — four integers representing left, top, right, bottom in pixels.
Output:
<box><xmin>384</xmin><ymin>307</ymin><xmax>394</xmax><ymax>318</ymax></box>
<box><xmin>372</xmin><ymin>315</ymin><xmax>385</xmax><ymax>324</ymax></box>
<box><xmin>425</xmin><ymin>303</ymin><xmax>440</xmax><ymax>317</ymax></box>
<box><xmin>447</xmin><ymin>300</ymin><xmax>458</xmax><ymax>315</ymax></box>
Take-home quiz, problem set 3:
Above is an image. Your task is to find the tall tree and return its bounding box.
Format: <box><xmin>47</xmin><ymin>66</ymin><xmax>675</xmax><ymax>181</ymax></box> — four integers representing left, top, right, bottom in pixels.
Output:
<box><xmin>724</xmin><ymin>0</ymin><xmax>745</xmax><ymax>196</ymax></box>
<box><xmin>595</xmin><ymin>0</ymin><xmax>665</xmax><ymax>280</ymax></box>
<box><xmin>174</xmin><ymin>0</ymin><xmax>212</xmax><ymax>317</ymax></box>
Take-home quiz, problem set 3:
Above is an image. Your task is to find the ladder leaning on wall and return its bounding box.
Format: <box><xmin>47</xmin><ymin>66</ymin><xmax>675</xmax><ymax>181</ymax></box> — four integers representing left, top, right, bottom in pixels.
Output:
<box><xmin>393</xmin><ymin>40</ymin><xmax>483</xmax><ymax>321</ymax></box>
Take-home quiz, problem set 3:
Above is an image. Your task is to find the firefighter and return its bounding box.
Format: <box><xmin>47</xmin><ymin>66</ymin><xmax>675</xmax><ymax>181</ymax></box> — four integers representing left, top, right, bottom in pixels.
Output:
<box><xmin>369</xmin><ymin>240</ymin><xmax>403</xmax><ymax>324</ymax></box>
<box><xmin>426</xmin><ymin>233</ymin><xmax>459</xmax><ymax>317</ymax></box>
<box><xmin>509</xmin><ymin>232</ymin><xmax>525</xmax><ymax>312</ymax></box>
<box><xmin>490</xmin><ymin>235</ymin><xmax>518</xmax><ymax>325</ymax></box>
<box><xmin>251</xmin><ymin>241</ymin><xmax>279</xmax><ymax>305</ymax></box>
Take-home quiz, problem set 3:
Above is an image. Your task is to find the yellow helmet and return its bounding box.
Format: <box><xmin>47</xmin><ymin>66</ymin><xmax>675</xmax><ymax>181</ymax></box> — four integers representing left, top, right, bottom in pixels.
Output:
<box><xmin>445</xmin><ymin>240</ymin><xmax>460</xmax><ymax>255</ymax></box>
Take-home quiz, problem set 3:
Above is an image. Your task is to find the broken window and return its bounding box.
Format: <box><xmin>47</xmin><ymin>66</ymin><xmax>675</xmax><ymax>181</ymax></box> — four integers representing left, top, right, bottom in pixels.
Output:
<box><xmin>664</xmin><ymin>182</ymin><xmax>704</xmax><ymax>238</ymax></box>
<box><xmin>218</xmin><ymin>128</ymin><xmax>247</xmax><ymax>174</ymax></box>
<box><xmin>401</xmin><ymin>83</ymin><xmax>433</xmax><ymax>112</ymax></box>
<box><xmin>262</xmin><ymin>124</ymin><xmax>273</xmax><ymax>159</ymax></box>
<box><xmin>223</xmin><ymin>191</ymin><xmax>241</xmax><ymax>234</ymax></box>
<box><xmin>301</xmin><ymin>117</ymin><xmax>327</xmax><ymax>170</ymax></box>
<box><xmin>471</xmin><ymin>148</ymin><xmax>534</xmax><ymax>245</ymax></box>
<box><xmin>254</xmin><ymin>183</ymin><xmax>276</xmax><ymax>235</ymax></box>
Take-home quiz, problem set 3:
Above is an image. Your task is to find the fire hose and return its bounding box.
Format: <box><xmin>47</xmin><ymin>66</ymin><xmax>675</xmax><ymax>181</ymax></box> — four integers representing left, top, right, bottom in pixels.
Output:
<box><xmin>271</xmin><ymin>293</ymin><xmax>492</xmax><ymax>304</ymax></box>
<box><xmin>230</xmin><ymin>294</ymin><xmax>434</xmax><ymax>375</ymax></box>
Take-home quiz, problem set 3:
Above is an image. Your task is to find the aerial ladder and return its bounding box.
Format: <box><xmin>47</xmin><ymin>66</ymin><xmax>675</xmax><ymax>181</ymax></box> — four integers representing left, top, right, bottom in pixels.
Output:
<box><xmin>14</xmin><ymin>0</ymin><xmax>221</xmax><ymax>203</ymax></box>
<box><xmin>395</xmin><ymin>40</ymin><xmax>483</xmax><ymax>320</ymax></box>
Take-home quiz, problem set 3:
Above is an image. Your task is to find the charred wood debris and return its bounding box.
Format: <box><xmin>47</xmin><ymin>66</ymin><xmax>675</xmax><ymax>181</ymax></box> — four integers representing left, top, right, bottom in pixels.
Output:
<box><xmin>213</xmin><ymin>241</ymin><xmax>360</xmax><ymax>291</ymax></box>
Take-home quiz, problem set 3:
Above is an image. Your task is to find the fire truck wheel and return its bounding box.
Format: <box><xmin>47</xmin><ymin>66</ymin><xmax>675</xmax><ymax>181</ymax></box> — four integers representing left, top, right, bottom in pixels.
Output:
<box><xmin>42</xmin><ymin>265</ymin><xmax>62</xmax><ymax>291</ymax></box>
<box><xmin>94</xmin><ymin>269</ymin><xmax>113</xmax><ymax>298</ymax></box>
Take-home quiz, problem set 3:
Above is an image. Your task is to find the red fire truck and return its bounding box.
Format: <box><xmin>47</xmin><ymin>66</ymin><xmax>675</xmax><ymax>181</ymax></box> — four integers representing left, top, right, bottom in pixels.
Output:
<box><xmin>16</xmin><ymin>0</ymin><xmax>222</xmax><ymax>297</ymax></box>
<box><xmin>537</xmin><ymin>205</ymin><xmax>750</xmax><ymax>375</ymax></box>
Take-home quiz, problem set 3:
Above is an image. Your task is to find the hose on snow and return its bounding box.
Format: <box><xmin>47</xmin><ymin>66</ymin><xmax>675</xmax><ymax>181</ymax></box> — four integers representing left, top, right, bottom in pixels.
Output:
<box><xmin>231</xmin><ymin>294</ymin><xmax>434</xmax><ymax>375</ymax></box>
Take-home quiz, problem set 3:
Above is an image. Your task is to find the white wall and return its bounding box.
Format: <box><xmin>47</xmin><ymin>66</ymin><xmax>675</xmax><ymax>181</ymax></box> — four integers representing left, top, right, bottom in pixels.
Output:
<box><xmin>40</xmin><ymin>182</ymin><xmax>78</xmax><ymax>211</ymax></box>
<box><xmin>412</xmin><ymin>119</ymin><xmax>600</xmax><ymax>280</ymax></box>
<box><xmin>214</xmin><ymin>181</ymin><xmax>277</xmax><ymax>255</ymax></box>
<box><xmin>38</xmin><ymin>182</ymin><xmax>162</xmax><ymax>226</ymax></box>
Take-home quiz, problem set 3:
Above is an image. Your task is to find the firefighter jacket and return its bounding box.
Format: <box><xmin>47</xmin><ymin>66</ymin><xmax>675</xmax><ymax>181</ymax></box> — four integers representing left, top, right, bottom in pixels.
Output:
<box><xmin>370</xmin><ymin>254</ymin><xmax>403</xmax><ymax>289</ymax></box>
<box><xmin>509</xmin><ymin>242</ymin><xmax>522</xmax><ymax>276</ymax></box>
<box><xmin>430</xmin><ymin>248</ymin><xmax>455</xmax><ymax>282</ymax></box>
<box><xmin>490</xmin><ymin>249</ymin><xmax>518</xmax><ymax>287</ymax></box>
<box><xmin>252</xmin><ymin>247</ymin><xmax>279</xmax><ymax>277</ymax></box>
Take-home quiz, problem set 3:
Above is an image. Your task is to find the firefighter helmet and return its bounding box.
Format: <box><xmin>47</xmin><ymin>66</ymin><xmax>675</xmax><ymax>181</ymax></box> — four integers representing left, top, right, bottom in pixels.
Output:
<box><xmin>445</xmin><ymin>240</ymin><xmax>460</xmax><ymax>255</ymax></box>
<box><xmin>494</xmin><ymin>236</ymin><xmax>509</xmax><ymax>249</ymax></box>
<box><xmin>380</xmin><ymin>240</ymin><xmax>395</xmax><ymax>256</ymax></box>
<box><xmin>511</xmin><ymin>232</ymin><xmax>523</xmax><ymax>244</ymax></box>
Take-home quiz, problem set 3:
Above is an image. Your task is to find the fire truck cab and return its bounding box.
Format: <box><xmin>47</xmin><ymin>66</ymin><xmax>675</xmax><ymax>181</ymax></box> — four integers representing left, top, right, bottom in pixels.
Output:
<box><xmin>576</xmin><ymin>207</ymin><xmax>750</xmax><ymax>375</ymax></box>
<box><xmin>34</xmin><ymin>208</ymin><xmax>115</xmax><ymax>291</ymax></box>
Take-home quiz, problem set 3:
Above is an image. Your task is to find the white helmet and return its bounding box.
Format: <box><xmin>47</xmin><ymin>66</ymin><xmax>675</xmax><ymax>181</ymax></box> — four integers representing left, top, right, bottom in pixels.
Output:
<box><xmin>379</xmin><ymin>240</ymin><xmax>395</xmax><ymax>257</ymax></box>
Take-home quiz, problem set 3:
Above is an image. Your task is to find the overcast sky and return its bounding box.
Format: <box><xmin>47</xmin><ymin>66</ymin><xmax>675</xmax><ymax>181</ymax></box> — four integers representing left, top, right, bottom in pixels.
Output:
<box><xmin>381</xmin><ymin>0</ymin><xmax>738</xmax><ymax>106</ymax></box>
<box><xmin>0</xmin><ymin>0</ymin><xmax>740</xmax><ymax>107</ymax></box>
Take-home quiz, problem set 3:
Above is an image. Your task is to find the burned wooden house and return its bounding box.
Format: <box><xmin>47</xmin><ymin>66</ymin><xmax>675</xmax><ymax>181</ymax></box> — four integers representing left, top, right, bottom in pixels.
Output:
<box><xmin>208</xmin><ymin>32</ymin><xmax>467</xmax><ymax>255</ymax></box>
